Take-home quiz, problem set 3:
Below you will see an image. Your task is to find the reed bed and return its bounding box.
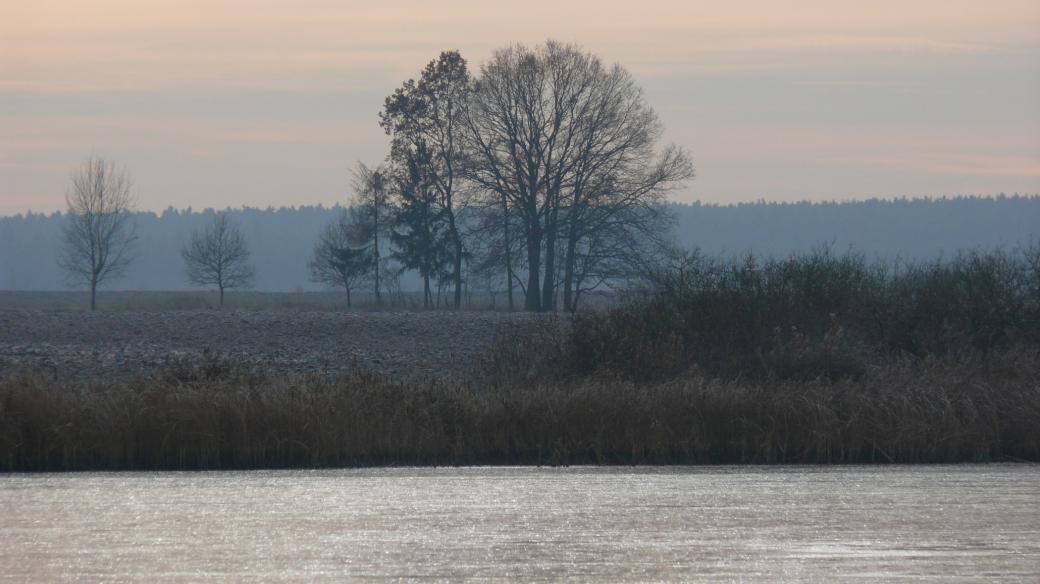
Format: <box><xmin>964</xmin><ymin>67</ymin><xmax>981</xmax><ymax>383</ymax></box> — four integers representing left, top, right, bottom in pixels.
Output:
<box><xmin>2</xmin><ymin>346</ymin><xmax>1037</xmax><ymax>471</ymax></box>
<box><xmin>3</xmin><ymin>247</ymin><xmax>1037</xmax><ymax>471</ymax></box>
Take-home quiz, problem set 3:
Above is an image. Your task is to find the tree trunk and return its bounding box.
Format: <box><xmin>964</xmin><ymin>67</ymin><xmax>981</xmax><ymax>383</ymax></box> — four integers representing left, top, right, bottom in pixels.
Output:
<box><xmin>90</xmin><ymin>279</ymin><xmax>97</xmax><ymax>311</ymax></box>
<box><xmin>373</xmin><ymin>254</ymin><xmax>381</xmax><ymax>307</ymax></box>
<box><xmin>541</xmin><ymin>210</ymin><xmax>558</xmax><ymax>312</ymax></box>
<box><xmin>345</xmin><ymin>285</ymin><xmax>352</xmax><ymax>308</ymax></box>
<box><xmin>504</xmin><ymin>200</ymin><xmax>514</xmax><ymax>311</ymax></box>
<box><xmin>453</xmin><ymin>235</ymin><xmax>463</xmax><ymax>309</ymax></box>
<box><xmin>506</xmin><ymin>266</ymin><xmax>514</xmax><ymax>310</ymax></box>
<box><xmin>219</xmin><ymin>286</ymin><xmax>225</xmax><ymax>306</ymax></box>
<box><xmin>446</xmin><ymin>211</ymin><xmax>463</xmax><ymax>310</ymax></box>
<box><xmin>423</xmin><ymin>273</ymin><xmax>431</xmax><ymax>309</ymax></box>
<box><xmin>573</xmin><ymin>287</ymin><xmax>585</xmax><ymax>312</ymax></box>
<box><xmin>562</xmin><ymin>225</ymin><xmax>579</xmax><ymax>313</ymax></box>
<box><xmin>525</xmin><ymin>226</ymin><xmax>542</xmax><ymax>312</ymax></box>
<box><xmin>373</xmin><ymin>207</ymin><xmax>382</xmax><ymax>306</ymax></box>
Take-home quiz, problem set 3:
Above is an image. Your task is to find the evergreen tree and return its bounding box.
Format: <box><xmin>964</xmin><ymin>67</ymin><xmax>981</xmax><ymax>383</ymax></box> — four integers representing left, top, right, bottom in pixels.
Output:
<box><xmin>389</xmin><ymin>147</ymin><xmax>451</xmax><ymax>308</ymax></box>
<box><xmin>381</xmin><ymin>51</ymin><xmax>471</xmax><ymax>308</ymax></box>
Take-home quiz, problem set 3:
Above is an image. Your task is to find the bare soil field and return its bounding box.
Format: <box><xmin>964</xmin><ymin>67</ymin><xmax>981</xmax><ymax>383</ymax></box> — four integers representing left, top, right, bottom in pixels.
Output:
<box><xmin>0</xmin><ymin>290</ymin><xmax>520</xmax><ymax>312</ymax></box>
<box><xmin>0</xmin><ymin>309</ymin><xmax>554</xmax><ymax>380</ymax></box>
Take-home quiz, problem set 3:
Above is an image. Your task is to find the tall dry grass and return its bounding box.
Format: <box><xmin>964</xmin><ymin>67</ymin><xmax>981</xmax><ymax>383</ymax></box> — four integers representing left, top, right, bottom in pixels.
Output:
<box><xmin>3</xmin><ymin>247</ymin><xmax>1037</xmax><ymax>471</ymax></box>
<box><xmin>2</xmin><ymin>347</ymin><xmax>1037</xmax><ymax>471</ymax></box>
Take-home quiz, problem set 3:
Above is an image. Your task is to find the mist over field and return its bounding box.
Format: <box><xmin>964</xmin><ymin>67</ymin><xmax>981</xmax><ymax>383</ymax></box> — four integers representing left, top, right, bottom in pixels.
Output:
<box><xmin>2</xmin><ymin>195</ymin><xmax>1036</xmax><ymax>292</ymax></box>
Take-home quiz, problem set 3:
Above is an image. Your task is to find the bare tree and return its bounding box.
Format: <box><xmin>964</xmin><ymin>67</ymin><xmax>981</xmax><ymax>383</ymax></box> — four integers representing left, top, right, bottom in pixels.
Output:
<box><xmin>309</xmin><ymin>208</ymin><xmax>373</xmax><ymax>307</ymax></box>
<box><xmin>464</xmin><ymin>40</ymin><xmax>693</xmax><ymax>311</ymax></box>
<box><xmin>463</xmin><ymin>43</ymin><xmax>555</xmax><ymax>311</ymax></box>
<box><xmin>59</xmin><ymin>156</ymin><xmax>138</xmax><ymax>311</ymax></box>
<box><xmin>465</xmin><ymin>199</ymin><xmax>525</xmax><ymax>310</ymax></box>
<box><xmin>556</xmin><ymin>66</ymin><xmax>693</xmax><ymax>311</ymax></box>
<box><xmin>567</xmin><ymin>205</ymin><xmax>674</xmax><ymax>311</ymax></box>
<box><xmin>352</xmin><ymin>162</ymin><xmax>392</xmax><ymax>305</ymax></box>
<box><xmin>181</xmin><ymin>213</ymin><xmax>255</xmax><ymax>306</ymax></box>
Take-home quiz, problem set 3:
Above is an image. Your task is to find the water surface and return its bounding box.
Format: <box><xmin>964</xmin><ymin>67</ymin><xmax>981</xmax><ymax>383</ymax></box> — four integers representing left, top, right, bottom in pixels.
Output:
<box><xmin>2</xmin><ymin>465</ymin><xmax>1038</xmax><ymax>581</ymax></box>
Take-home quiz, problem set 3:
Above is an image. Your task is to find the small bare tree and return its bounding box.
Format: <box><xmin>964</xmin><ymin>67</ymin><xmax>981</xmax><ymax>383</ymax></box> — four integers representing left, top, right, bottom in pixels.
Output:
<box><xmin>352</xmin><ymin>162</ymin><xmax>392</xmax><ymax>305</ymax></box>
<box><xmin>181</xmin><ymin>213</ymin><xmax>256</xmax><ymax>306</ymax></box>
<box><xmin>309</xmin><ymin>208</ymin><xmax>373</xmax><ymax>307</ymax></box>
<box><xmin>59</xmin><ymin>156</ymin><xmax>138</xmax><ymax>311</ymax></box>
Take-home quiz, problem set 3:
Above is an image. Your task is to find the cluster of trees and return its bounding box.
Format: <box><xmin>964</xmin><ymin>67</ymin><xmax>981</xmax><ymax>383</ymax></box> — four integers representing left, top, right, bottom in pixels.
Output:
<box><xmin>60</xmin><ymin>157</ymin><xmax>255</xmax><ymax>309</ymax></box>
<box><xmin>35</xmin><ymin>41</ymin><xmax>1040</xmax><ymax>309</ymax></box>
<box><xmin>27</xmin><ymin>196</ymin><xmax>1034</xmax><ymax>296</ymax></box>
<box><xmin>56</xmin><ymin>41</ymin><xmax>693</xmax><ymax>310</ymax></box>
<box><xmin>309</xmin><ymin>41</ymin><xmax>693</xmax><ymax>311</ymax></box>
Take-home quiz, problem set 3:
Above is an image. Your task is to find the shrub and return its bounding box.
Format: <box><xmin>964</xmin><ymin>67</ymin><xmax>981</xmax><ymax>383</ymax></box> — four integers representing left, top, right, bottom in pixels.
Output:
<box><xmin>563</xmin><ymin>246</ymin><xmax>1040</xmax><ymax>380</ymax></box>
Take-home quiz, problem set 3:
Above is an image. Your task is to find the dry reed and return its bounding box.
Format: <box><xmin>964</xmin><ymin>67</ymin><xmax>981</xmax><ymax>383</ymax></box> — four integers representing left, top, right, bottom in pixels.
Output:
<box><xmin>2</xmin><ymin>347</ymin><xmax>1037</xmax><ymax>471</ymax></box>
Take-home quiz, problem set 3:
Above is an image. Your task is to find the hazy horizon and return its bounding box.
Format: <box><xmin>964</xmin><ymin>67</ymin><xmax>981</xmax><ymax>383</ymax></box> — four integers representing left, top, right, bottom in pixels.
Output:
<box><xmin>3</xmin><ymin>193</ymin><xmax>1038</xmax><ymax>220</ymax></box>
<box><xmin>3</xmin><ymin>196</ymin><xmax>1036</xmax><ymax>292</ymax></box>
<box><xmin>3</xmin><ymin>0</ymin><xmax>1039</xmax><ymax>216</ymax></box>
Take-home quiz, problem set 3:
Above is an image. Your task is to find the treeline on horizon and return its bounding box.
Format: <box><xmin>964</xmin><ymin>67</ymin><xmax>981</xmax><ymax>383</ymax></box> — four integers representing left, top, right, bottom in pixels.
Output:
<box><xmin>1</xmin><ymin>194</ymin><xmax>1037</xmax><ymax>295</ymax></box>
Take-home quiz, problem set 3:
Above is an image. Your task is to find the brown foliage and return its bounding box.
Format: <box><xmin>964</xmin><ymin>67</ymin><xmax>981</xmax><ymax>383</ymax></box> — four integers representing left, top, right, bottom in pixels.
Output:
<box><xmin>2</xmin><ymin>347</ymin><xmax>1037</xmax><ymax>471</ymax></box>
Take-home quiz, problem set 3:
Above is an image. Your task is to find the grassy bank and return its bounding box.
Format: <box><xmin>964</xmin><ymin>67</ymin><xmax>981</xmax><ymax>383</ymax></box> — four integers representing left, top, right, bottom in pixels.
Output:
<box><xmin>2</xmin><ymin>347</ymin><xmax>1038</xmax><ymax>471</ymax></box>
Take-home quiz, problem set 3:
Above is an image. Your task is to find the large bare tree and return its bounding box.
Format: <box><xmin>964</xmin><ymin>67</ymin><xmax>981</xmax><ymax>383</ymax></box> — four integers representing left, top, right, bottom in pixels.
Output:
<box><xmin>463</xmin><ymin>43</ymin><xmax>554</xmax><ymax>311</ymax></box>
<box><xmin>58</xmin><ymin>156</ymin><xmax>138</xmax><ymax>310</ymax></box>
<box><xmin>181</xmin><ymin>213</ymin><xmax>255</xmax><ymax>306</ymax></box>
<box><xmin>464</xmin><ymin>40</ymin><xmax>693</xmax><ymax>311</ymax></box>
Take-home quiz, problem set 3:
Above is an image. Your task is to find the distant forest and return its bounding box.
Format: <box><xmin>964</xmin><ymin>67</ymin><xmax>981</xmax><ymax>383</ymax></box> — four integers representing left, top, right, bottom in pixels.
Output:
<box><xmin>1</xmin><ymin>195</ymin><xmax>1036</xmax><ymax>293</ymax></box>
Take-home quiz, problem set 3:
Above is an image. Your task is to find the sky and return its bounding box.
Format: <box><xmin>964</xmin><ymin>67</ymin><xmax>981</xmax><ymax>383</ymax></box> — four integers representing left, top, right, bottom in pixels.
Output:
<box><xmin>2</xmin><ymin>0</ymin><xmax>1039</xmax><ymax>216</ymax></box>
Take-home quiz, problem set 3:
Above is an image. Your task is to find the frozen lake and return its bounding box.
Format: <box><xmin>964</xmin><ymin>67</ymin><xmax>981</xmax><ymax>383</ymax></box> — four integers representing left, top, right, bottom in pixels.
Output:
<box><xmin>2</xmin><ymin>465</ymin><xmax>1038</xmax><ymax>581</ymax></box>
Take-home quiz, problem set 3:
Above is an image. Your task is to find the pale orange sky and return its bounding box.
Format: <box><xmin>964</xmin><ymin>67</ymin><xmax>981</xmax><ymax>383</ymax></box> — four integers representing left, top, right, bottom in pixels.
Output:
<box><xmin>2</xmin><ymin>0</ymin><xmax>1039</xmax><ymax>214</ymax></box>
